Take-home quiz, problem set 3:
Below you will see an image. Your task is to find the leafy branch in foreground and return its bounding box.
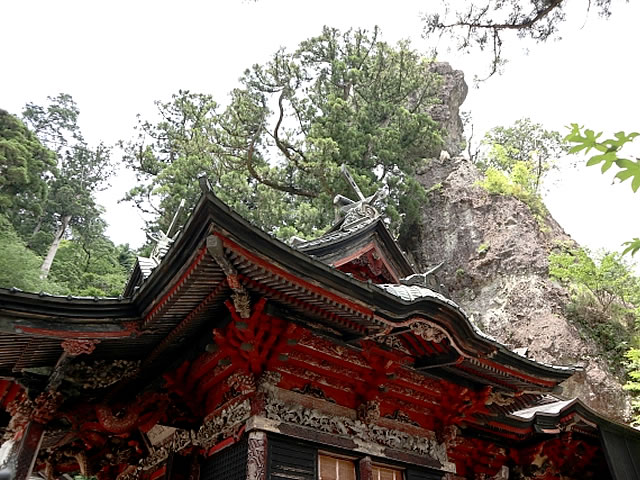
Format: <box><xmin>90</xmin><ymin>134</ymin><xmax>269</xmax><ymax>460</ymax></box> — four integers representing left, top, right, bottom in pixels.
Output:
<box><xmin>565</xmin><ymin>124</ymin><xmax>640</xmax><ymax>256</ymax></box>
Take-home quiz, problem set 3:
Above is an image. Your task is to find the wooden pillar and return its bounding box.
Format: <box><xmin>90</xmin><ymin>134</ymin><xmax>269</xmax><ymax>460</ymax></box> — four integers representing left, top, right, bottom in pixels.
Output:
<box><xmin>246</xmin><ymin>431</ymin><xmax>267</xmax><ymax>480</ymax></box>
<box><xmin>358</xmin><ymin>456</ymin><xmax>373</xmax><ymax>480</ymax></box>
<box><xmin>8</xmin><ymin>421</ymin><xmax>45</xmax><ymax>480</ymax></box>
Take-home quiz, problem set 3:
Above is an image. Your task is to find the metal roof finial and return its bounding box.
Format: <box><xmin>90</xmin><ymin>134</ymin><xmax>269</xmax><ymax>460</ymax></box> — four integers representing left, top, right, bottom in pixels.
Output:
<box><xmin>333</xmin><ymin>164</ymin><xmax>387</xmax><ymax>229</ymax></box>
<box><xmin>148</xmin><ymin>199</ymin><xmax>185</xmax><ymax>264</ymax></box>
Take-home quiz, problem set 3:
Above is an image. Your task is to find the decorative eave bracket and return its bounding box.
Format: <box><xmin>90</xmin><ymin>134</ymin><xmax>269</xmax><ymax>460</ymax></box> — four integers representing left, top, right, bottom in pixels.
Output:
<box><xmin>206</xmin><ymin>235</ymin><xmax>251</xmax><ymax>318</ymax></box>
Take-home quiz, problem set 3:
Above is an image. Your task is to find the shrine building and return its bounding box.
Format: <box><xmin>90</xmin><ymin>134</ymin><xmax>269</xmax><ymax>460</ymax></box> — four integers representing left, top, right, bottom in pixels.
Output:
<box><xmin>0</xmin><ymin>175</ymin><xmax>639</xmax><ymax>480</ymax></box>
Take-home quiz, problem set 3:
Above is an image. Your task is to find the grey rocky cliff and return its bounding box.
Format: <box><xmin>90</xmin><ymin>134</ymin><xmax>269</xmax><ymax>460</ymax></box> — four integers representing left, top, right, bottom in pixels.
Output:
<box><xmin>427</xmin><ymin>62</ymin><xmax>468</xmax><ymax>156</ymax></box>
<box><xmin>403</xmin><ymin>155</ymin><xmax>632</xmax><ymax>422</ymax></box>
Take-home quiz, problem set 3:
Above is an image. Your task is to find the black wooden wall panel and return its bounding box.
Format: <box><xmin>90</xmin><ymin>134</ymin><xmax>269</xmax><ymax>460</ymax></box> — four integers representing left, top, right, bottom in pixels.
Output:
<box><xmin>268</xmin><ymin>435</ymin><xmax>317</xmax><ymax>480</ymax></box>
<box><xmin>601</xmin><ymin>427</ymin><xmax>640</xmax><ymax>480</ymax></box>
<box><xmin>405</xmin><ymin>467</ymin><xmax>445</xmax><ymax>480</ymax></box>
<box><xmin>201</xmin><ymin>437</ymin><xmax>248</xmax><ymax>480</ymax></box>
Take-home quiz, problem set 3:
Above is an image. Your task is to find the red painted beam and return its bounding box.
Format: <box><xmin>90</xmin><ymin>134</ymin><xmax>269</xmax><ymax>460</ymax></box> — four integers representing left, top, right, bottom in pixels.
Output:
<box><xmin>218</xmin><ymin>234</ymin><xmax>374</xmax><ymax>319</ymax></box>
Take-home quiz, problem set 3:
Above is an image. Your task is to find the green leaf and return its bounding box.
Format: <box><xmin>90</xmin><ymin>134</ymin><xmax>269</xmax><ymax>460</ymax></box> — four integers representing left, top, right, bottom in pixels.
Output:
<box><xmin>622</xmin><ymin>238</ymin><xmax>640</xmax><ymax>257</ymax></box>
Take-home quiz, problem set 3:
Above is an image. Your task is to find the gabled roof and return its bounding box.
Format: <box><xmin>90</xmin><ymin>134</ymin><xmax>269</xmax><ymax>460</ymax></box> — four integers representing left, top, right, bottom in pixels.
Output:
<box><xmin>294</xmin><ymin>217</ymin><xmax>415</xmax><ymax>282</ymax></box>
<box><xmin>0</xmin><ymin>190</ymin><xmax>576</xmax><ymax>393</ymax></box>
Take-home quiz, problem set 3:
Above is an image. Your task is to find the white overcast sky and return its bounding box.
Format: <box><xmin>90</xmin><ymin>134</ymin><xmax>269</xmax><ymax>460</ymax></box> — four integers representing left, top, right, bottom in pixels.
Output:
<box><xmin>1</xmin><ymin>0</ymin><xmax>639</xmax><ymax>257</ymax></box>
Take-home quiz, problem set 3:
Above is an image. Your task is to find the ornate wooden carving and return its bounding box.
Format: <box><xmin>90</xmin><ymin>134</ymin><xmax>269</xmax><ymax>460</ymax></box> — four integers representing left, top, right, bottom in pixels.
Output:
<box><xmin>410</xmin><ymin>323</ymin><xmax>447</xmax><ymax>344</ymax></box>
<box><xmin>207</xmin><ymin>235</ymin><xmax>251</xmax><ymax>318</ymax></box>
<box><xmin>246</xmin><ymin>431</ymin><xmax>267</xmax><ymax>480</ymax></box>
<box><xmin>263</xmin><ymin>395</ymin><xmax>450</xmax><ymax>469</ymax></box>
<box><xmin>61</xmin><ymin>339</ymin><xmax>100</xmax><ymax>356</ymax></box>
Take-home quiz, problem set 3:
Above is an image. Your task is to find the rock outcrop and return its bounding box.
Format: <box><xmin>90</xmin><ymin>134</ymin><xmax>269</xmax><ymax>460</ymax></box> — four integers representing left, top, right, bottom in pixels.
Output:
<box><xmin>405</xmin><ymin>155</ymin><xmax>632</xmax><ymax>421</ymax></box>
<box><xmin>427</xmin><ymin>62</ymin><xmax>468</xmax><ymax>156</ymax></box>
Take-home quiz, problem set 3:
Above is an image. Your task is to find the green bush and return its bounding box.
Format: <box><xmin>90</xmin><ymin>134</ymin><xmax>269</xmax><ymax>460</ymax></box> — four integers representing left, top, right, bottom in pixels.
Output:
<box><xmin>0</xmin><ymin>215</ymin><xmax>61</xmax><ymax>293</ymax></box>
<box><xmin>477</xmin><ymin>162</ymin><xmax>548</xmax><ymax>219</ymax></box>
<box><xmin>549</xmin><ymin>246</ymin><xmax>640</xmax><ymax>422</ymax></box>
<box><xmin>624</xmin><ymin>348</ymin><xmax>640</xmax><ymax>426</ymax></box>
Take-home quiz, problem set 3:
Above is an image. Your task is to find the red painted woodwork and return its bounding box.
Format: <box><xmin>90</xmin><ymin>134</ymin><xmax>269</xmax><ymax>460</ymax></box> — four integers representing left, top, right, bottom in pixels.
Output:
<box><xmin>334</xmin><ymin>244</ymin><xmax>398</xmax><ymax>284</ymax></box>
<box><xmin>508</xmin><ymin>434</ymin><xmax>602</xmax><ymax>478</ymax></box>
<box><xmin>144</xmin><ymin>246</ymin><xmax>208</xmax><ymax>326</ymax></box>
<box><xmin>448</xmin><ymin>437</ymin><xmax>508</xmax><ymax>477</ymax></box>
<box><xmin>164</xmin><ymin>297</ymin><xmax>304</xmax><ymax>416</ymax></box>
<box><xmin>19</xmin><ymin>326</ymin><xmax>135</xmax><ymax>339</ymax></box>
<box><xmin>160</xmin><ymin>296</ymin><xmax>504</xmax><ymax>439</ymax></box>
<box><xmin>0</xmin><ymin>380</ymin><xmax>25</xmax><ymax>411</ymax></box>
<box><xmin>239</xmin><ymin>273</ymin><xmax>367</xmax><ymax>333</ymax></box>
<box><xmin>149</xmin><ymin>465</ymin><xmax>167</xmax><ymax>480</ymax></box>
<box><xmin>217</xmin><ymin>234</ymin><xmax>375</xmax><ymax>319</ymax></box>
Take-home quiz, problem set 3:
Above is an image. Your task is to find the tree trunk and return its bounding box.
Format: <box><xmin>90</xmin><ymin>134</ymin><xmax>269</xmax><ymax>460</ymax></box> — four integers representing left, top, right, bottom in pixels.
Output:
<box><xmin>27</xmin><ymin>216</ymin><xmax>44</xmax><ymax>248</ymax></box>
<box><xmin>40</xmin><ymin>215</ymin><xmax>71</xmax><ymax>279</ymax></box>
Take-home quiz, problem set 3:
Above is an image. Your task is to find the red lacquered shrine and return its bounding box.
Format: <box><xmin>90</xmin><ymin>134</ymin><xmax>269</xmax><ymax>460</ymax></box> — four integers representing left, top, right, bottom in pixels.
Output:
<box><xmin>0</xmin><ymin>177</ymin><xmax>639</xmax><ymax>480</ymax></box>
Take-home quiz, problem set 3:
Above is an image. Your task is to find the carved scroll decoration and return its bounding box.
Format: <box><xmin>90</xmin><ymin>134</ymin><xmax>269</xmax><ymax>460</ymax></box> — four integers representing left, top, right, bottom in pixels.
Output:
<box><xmin>357</xmin><ymin>400</ymin><xmax>380</xmax><ymax>423</ymax></box>
<box><xmin>246</xmin><ymin>431</ymin><xmax>267</xmax><ymax>480</ymax></box>
<box><xmin>381</xmin><ymin>335</ymin><xmax>411</xmax><ymax>354</ymax></box>
<box><xmin>195</xmin><ymin>399</ymin><xmax>251</xmax><ymax>450</ymax></box>
<box><xmin>486</xmin><ymin>390</ymin><xmax>516</xmax><ymax>407</ymax></box>
<box><xmin>61</xmin><ymin>339</ymin><xmax>100</xmax><ymax>356</ymax></box>
<box><xmin>411</xmin><ymin>323</ymin><xmax>447</xmax><ymax>344</ymax></box>
<box><xmin>64</xmin><ymin>360</ymin><xmax>140</xmax><ymax>390</ymax></box>
<box><xmin>207</xmin><ymin>235</ymin><xmax>251</xmax><ymax>318</ymax></box>
<box><xmin>264</xmin><ymin>396</ymin><xmax>449</xmax><ymax>467</ymax></box>
<box><xmin>121</xmin><ymin>399</ymin><xmax>250</xmax><ymax>477</ymax></box>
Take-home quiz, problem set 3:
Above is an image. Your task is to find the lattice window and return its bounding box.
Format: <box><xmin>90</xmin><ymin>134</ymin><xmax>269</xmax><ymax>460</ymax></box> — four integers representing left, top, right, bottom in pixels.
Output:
<box><xmin>318</xmin><ymin>454</ymin><xmax>356</xmax><ymax>480</ymax></box>
<box><xmin>372</xmin><ymin>465</ymin><xmax>404</xmax><ymax>480</ymax></box>
<box><xmin>200</xmin><ymin>438</ymin><xmax>248</xmax><ymax>480</ymax></box>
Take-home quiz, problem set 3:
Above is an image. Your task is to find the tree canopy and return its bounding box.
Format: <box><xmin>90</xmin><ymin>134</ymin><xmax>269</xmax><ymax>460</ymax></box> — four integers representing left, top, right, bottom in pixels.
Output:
<box><xmin>0</xmin><ymin>96</ymin><xmax>133</xmax><ymax>297</ymax></box>
<box><xmin>122</xmin><ymin>27</ymin><xmax>444</xmax><ymax>240</ymax></box>
<box><xmin>477</xmin><ymin>117</ymin><xmax>567</xmax><ymax>192</ymax></box>
<box><xmin>22</xmin><ymin>94</ymin><xmax>113</xmax><ymax>278</ymax></box>
<box><xmin>0</xmin><ymin>109</ymin><xmax>56</xmax><ymax>238</ymax></box>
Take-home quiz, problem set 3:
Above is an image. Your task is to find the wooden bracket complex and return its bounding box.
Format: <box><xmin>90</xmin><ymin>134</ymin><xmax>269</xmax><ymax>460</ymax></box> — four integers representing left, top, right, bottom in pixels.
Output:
<box><xmin>207</xmin><ymin>235</ymin><xmax>251</xmax><ymax>318</ymax></box>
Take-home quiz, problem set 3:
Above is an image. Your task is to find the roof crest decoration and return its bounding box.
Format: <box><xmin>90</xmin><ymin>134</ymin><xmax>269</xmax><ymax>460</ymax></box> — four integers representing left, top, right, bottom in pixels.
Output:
<box><xmin>147</xmin><ymin>199</ymin><xmax>185</xmax><ymax>264</ymax></box>
<box><xmin>333</xmin><ymin>164</ymin><xmax>387</xmax><ymax>230</ymax></box>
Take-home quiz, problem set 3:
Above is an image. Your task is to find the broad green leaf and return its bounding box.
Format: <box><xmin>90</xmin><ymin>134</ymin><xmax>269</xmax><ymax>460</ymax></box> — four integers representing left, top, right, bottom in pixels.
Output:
<box><xmin>622</xmin><ymin>238</ymin><xmax>640</xmax><ymax>257</ymax></box>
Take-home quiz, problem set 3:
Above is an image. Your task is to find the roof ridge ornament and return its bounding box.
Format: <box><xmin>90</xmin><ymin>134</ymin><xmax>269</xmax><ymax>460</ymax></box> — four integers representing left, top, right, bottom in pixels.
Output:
<box><xmin>400</xmin><ymin>262</ymin><xmax>448</xmax><ymax>295</ymax></box>
<box><xmin>333</xmin><ymin>164</ymin><xmax>387</xmax><ymax>230</ymax></box>
<box><xmin>148</xmin><ymin>199</ymin><xmax>185</xmax><ymax>264</ymax></box>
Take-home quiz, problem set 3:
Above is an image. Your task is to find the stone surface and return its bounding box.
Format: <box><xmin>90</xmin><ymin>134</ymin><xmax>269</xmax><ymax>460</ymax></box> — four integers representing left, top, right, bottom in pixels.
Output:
<box><xmin>427</xmin><ymin>62</ymin><xmax>468</xmax><ymax>156</ymax></box>
<box><xmin>404</xmin><ymin>154</ymin><xmax>632</xmax><ymax>422</ymax></box>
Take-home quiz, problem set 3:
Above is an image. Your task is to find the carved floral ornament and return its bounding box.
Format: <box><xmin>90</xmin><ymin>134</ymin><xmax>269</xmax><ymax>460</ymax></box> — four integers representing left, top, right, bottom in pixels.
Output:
<box><xmin>61</xmin><ymin>339</ymin><xmax>100</xmax><ymax>356</ymax></box>
<box><xmin>116</xmin><ymin>399</ymin><xmax>253</xmax><ymax>480</ymax></box>
<box><xmin>64</xmin><ymin>359</ymin><xmax>140</xmax><ymax>390</ymax></box>
<box><xmin>410</xmin><ymin>322</ymin><xmax>447</xmax><ymax>344</ymax></box>
<box><xmin>263</xmin><ymin>395</ymin><xmax>453</xmax><ymax>471</ymax></box>
<box><xmin>486</xmin><ymin>391</ymin><xmax>516</xmax><ymax>407</ymax></box>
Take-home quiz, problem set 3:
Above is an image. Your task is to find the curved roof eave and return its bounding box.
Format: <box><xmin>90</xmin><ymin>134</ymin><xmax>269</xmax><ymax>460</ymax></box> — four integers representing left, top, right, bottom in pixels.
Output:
<box><xmin>510</xmin><ymin>397</ymin><xmax>640</xmax><ymax>438</ymax></box>
<box><xmin>179</xmin><ymin>191</ymin><xmax>577</xmax><ymax>381</ymax></box>
<box><xmin>0</xmin><ymin>190</ymin><xmax>576</xmax><ymax>383</ymax></box>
